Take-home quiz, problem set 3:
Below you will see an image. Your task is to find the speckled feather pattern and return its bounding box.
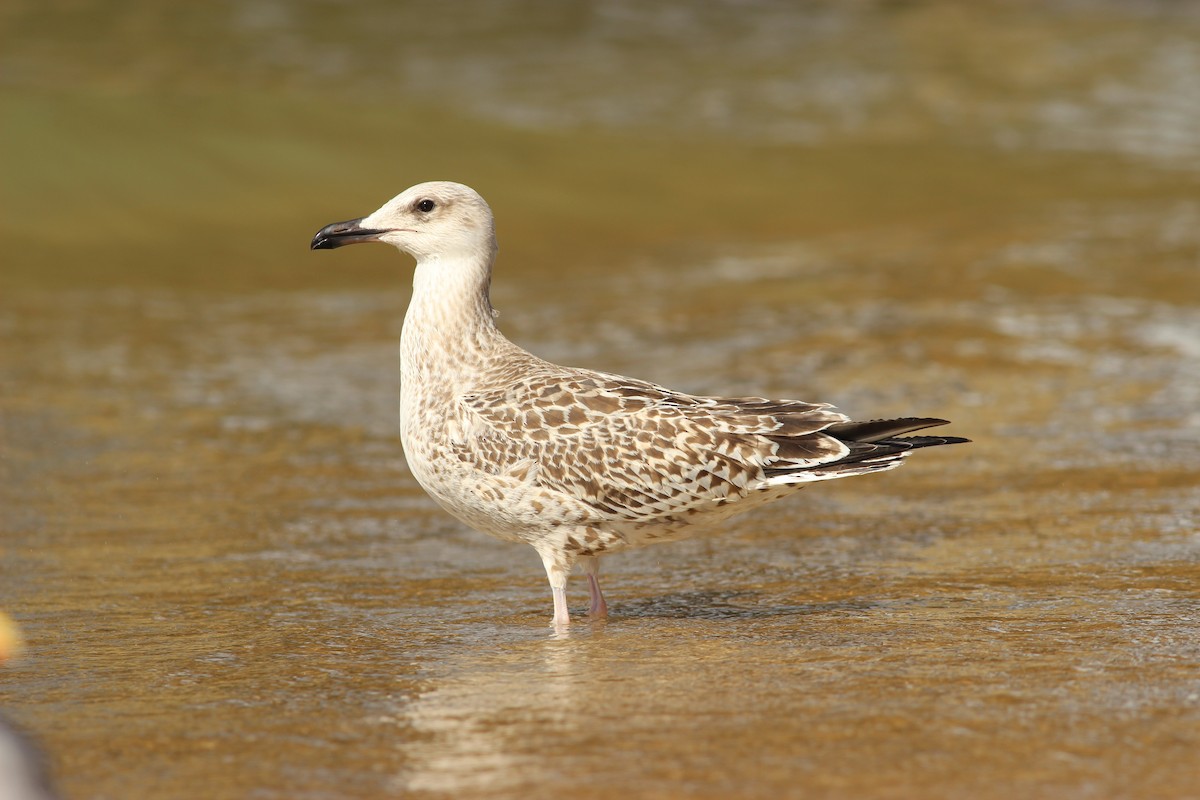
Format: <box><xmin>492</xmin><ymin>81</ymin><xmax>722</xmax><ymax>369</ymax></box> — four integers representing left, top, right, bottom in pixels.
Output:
<box><xmin>313</xmin><ymin>181</ymin><xmax>967</xmax><ymax>625</ymax></box>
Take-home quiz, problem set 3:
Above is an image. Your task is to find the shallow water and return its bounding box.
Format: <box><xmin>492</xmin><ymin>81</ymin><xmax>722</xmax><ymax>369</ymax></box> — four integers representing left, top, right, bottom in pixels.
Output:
<box><xmin>2</xmin><ymin>2</ymin><xmax>1199</xmax><ymax>799</ymax></box>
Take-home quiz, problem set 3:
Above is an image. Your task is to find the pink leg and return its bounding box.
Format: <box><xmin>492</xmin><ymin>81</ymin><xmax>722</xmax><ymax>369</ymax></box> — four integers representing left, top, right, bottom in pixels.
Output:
<box><xmin>550</xmin><ymin>585</ymin><xmax>570</xmax><ymax>628</ymax></box>
<box><xmin>580</xmin><ymin>556</ymin><xmax>608</xmax><ymax>619</ymax></box>
<box><xmin>538</xmin><ymin>548</ymin><xmax>572</xmax><ymax>628</ymax></box>
<box><xmin>586</xmin><ymin>574</ymin><xmax>608</xmax><ymax>618</ymax></box>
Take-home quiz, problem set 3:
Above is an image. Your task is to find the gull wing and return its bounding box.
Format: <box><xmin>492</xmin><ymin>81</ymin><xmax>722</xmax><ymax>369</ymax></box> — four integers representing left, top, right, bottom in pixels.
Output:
<box><xmin>455</xmin><ymin>371</ymin><xmax>852</xmax><ymax>522</ymax></box>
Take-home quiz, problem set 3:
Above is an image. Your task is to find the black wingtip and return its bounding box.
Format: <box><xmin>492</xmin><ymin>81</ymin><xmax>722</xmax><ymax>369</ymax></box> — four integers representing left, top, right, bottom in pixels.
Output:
<box><xmin>893</xmin><ymin>434</ymin><xmax>972</xmax><ymax>448</ymax></box>
<box><xmin>826</xmin><ymin>417</ymin><xmax>960</xmax><ymax>443</ymax></box>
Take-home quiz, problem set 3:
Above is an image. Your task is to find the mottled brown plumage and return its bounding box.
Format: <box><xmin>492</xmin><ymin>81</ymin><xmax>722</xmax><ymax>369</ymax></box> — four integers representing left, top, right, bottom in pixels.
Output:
<box><xmin>312</xmin><ymin>182</ymin><xmax>967</xmax><ymax>627</ymax></box>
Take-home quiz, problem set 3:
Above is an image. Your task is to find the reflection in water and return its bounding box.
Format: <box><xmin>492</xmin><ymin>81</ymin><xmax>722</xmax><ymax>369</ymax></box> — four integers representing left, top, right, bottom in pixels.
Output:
<box><xmin>2</xmin><ymin>2</ymin><xmax>1199</xmax><ymax>799</ymax></box>
<box><xmin>398</xmin><ymin>632</ymin><xmax>589</xmax><ymax>795</ymax></box>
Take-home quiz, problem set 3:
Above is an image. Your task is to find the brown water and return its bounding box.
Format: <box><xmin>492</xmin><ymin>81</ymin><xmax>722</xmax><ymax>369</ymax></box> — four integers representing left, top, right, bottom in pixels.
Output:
<box><xmin>2</xmin><ymin>2</ymin><xmax>1199</xmax><ymax>798</ymax></box>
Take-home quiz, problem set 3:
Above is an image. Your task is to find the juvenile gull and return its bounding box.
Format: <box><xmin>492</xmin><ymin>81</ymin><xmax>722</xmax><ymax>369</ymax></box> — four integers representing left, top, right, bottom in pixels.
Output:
<box><xmin>312</xmin><ymin>182</ymin><xmax>967</xmax><ymax>627</ymax></box>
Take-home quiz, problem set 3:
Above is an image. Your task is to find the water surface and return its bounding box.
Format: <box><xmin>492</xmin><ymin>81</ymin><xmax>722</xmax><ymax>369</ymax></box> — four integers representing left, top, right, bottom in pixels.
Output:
<box><xmin>2</xmin><ymin>3</ymin><xmax>1199</xmax><ymax>799</ymax></box>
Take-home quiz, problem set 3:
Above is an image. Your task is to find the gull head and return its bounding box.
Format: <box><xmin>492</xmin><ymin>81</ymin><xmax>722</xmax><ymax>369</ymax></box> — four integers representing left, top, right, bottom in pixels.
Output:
<box><xmin>311</xmin><ymin>181</ymin><xmax>496</xmax><ymax>263</ymax></box>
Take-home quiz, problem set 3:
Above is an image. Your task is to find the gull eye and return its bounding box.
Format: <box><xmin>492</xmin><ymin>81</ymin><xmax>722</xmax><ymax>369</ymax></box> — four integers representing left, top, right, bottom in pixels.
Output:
<box><xmin>415</xmin><ymin>199</ymin><xmax>436</xmax><ymax>213</ymax></box>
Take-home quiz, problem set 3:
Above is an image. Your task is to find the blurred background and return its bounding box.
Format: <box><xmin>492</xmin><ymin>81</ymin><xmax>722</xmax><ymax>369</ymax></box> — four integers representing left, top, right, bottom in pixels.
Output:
<box><xmin>1</xmin><ymin>2</ymin><xmax>1198</xmax><ymax>799</ymax></box>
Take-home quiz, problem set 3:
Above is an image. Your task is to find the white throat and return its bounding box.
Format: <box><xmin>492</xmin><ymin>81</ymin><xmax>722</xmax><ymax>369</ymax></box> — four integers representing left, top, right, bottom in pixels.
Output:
<box><xmin>400</xmin><ymin>252</ymin><xmax>501</xmax><ymax>394</ymax></box>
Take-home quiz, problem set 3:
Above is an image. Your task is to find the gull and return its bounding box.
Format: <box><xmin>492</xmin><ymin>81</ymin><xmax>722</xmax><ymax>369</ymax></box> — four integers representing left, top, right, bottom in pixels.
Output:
<box><xmin>312</xmin><ymin>182</ymin><xmax>967</xmax><ymax>627</ymax></box>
